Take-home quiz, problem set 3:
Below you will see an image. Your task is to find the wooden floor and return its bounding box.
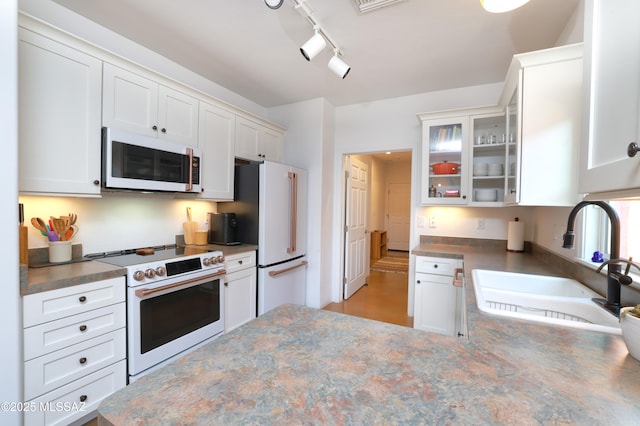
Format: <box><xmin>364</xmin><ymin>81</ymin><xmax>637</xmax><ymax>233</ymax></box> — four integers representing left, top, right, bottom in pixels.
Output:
<box><xmin>323</xmin><ymin>268</ymin><xmax>413</xmax><ymax>328</ymax></box>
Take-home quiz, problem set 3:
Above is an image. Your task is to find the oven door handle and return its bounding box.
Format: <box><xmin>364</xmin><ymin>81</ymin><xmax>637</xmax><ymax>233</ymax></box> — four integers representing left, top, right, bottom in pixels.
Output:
<box><xmin>135</xmin><ymin>269</ymin><xmax>226</xmax><ymax>298</ymax></box>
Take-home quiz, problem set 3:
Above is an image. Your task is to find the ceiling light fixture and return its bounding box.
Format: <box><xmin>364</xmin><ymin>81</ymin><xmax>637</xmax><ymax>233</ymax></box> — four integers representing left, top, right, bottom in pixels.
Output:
<box><xmin>266</xmin><ymin>0</ymin><xmax>350</xmax><ymax>78</ymax></box>
<box><xmin>328</xmin><ymin>50</ymin><xmax>351</xmax><ymax>79</ymax></box>
<box><xmin>480</xmin><ymin>0</ymin><xmax>530</xmax><ymax>13</ymax></box>
<box><xmin>264</xmin><ymin>0</ymin><xmax>284</xmax><ymax>9</ymax></box>
<box><xmin>300</xmin><ymin>28</ymin><xmax>326</xmax><ymax>61</ymax></box>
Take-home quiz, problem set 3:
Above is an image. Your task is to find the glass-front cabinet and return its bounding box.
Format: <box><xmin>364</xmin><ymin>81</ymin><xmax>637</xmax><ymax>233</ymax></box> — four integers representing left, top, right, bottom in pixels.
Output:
<box><xmin>419</xmin><ymin>115</ymin><xmax>469</xmax><ymax>205</ymax></box>
<box><xmin>504</xmin><ymin>91</ymin><xmax>519</xmax><ymax>203</ymax></box>
<box><xmin>470</xmin><ymin>112</ymin><xmax>507</xmax><ymax>204</ymax></box>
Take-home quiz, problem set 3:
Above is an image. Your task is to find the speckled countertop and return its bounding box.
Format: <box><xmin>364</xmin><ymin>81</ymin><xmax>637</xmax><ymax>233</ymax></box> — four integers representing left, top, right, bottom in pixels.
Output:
<box><xmin>20</xmin><ymin>243</ymin><xmax>257</xmax><ymax>296</ymax></box>
<box><xmin>97</xmin><ymin>241</ymin><xmax>640</xmax><ymax>425</ymax></box>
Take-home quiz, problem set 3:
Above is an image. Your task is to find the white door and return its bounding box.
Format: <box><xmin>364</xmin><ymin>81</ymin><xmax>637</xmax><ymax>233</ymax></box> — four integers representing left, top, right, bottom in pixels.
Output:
<box><xmin>344</xmin><ymin>157</ymin><xmax>369</xmax><ymax>299</ymax></box>
<box><xmin>386</xmin><ymin>182</ymin><xmax>410</xmax><ymax>251</ymax></box>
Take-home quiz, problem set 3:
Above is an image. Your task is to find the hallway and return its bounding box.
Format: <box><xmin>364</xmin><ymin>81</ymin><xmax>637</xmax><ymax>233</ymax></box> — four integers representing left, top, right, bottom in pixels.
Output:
<box><xmin>323</xmin><ymin>269</ymin><xmax>413</xmax><ymax>328</ymax></box>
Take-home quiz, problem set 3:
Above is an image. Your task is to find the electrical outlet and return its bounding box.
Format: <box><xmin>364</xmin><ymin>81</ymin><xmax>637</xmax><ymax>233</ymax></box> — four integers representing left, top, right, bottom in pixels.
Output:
<box><xmin>429</xmin><ymin>216</ymin><xmax>437</xmax><ymax>228</ymax></box>
<box><xmin>477</xmin><ymin>217</ymin><xmax>486</xmax><ymax>230</ymax></box>
<box><xmin>417</xmin><ymin>215</ymin><xmax>425</xmax><ymax>228</ymax></box>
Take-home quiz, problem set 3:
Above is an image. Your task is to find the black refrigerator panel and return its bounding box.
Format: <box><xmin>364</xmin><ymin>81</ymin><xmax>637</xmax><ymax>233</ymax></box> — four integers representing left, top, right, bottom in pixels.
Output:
<box><xmin>218</xmin><ymin>162</ymin><xmax>260</xmax><ymax>245</ymax></box>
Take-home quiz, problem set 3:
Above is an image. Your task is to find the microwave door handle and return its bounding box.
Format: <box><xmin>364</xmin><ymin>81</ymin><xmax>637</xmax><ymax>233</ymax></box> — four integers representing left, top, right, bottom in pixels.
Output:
<box><xmin>186</xmin><ymin>147</ymin><xmax>193</xmax><ymax>192</ymax></box>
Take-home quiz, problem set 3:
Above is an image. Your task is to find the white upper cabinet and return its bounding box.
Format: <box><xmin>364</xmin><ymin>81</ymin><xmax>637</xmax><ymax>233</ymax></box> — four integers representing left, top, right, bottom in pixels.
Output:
<box><xmin>418</xmin><ymin>113</ymin><xmax>471</xmax><ymax>205</ymax></box>
<box><xmin>103</xmin><ymin>63</ymin><xmax>199</xmax><ymax>146</ymax></box>
<box><xmin>579</xmin><ymin>0</ymin><xmax>640</xmax><ymax>195</ymax></box>
<box><xmin>18</xmin><ymin>27</ymin><xmax>102</xmax><ymax>196</ymax></box>
<box><xmin>235</xmin><ymin>116</ymin><xmax>283</xmax><ymax>162</ymax></box>
<box><xmin>198</xmin><ymin>102</ymin><xmax>236</xmax><ymax>200</ymax></box>
<box><xmin>500</xmin><ymin>43</ymin><xmax>583</xmax><ymax>206</ymax></box>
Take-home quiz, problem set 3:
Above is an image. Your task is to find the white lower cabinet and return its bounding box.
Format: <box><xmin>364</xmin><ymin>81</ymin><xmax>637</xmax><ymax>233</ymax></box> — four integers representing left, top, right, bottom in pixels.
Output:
<box><xmin>23</xmin><ymin>277</ymin><xmax>127</xmax><ymax>426</ymax></box>
<box><xmin>413</xmin><ymin>256</ymin><xmax>464</xmax><ymax>337</ymax></box>
<box><xmin>224</xmin><ymin>251</ymin><xmax>257</xmax><ymax>332</ymax></box>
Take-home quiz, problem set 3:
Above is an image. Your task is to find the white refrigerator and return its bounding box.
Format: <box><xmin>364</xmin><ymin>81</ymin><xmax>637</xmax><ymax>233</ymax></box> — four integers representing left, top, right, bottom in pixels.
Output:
<box><xmin>219</xmin><ymin>161</ymin><xmax>307</xmax><ymax>315</ymax></box>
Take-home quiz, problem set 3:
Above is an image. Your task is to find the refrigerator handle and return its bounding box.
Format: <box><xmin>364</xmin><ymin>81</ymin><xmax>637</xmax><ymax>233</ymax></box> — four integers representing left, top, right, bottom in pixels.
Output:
<box><xmin>287</xmin><ymin>171</ymin><xmax>297</xmax><ymax>254</ymax></box>
<box><xmin>268</xmin><ymin>260</ymin><xmax>308</xmax><ymax>277</ymax></box>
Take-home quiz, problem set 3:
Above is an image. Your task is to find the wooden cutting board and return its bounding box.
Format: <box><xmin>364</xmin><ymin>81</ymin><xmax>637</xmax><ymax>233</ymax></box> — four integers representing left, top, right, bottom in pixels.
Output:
<box><xmin>183</xmin><ymin>207</ymin><xmax>197</xmax><ymax>245</ymax></box>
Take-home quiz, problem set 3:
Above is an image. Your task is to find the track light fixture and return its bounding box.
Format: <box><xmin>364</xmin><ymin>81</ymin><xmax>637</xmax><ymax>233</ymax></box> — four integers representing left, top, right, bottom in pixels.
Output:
<box><xmin>300</xmin><ymin>28</ymin><xmax>326</xmax><ymax>61</ymax></box>
<box><xmin>265</xmin><ymin>0</ymin><xmax>350</xmax><ymax>79</ymax></box>
<box><xmin>328</xmin><ymin>51</ymin><xmax>350</xmax><ymax>79</ymax></box>
<box><xmin>264</xmin><ymin>0</ymin><xmax>284</xmax><ymax>9</ymax></box>
<box><xmin>480</xmin><ymin>0</ymin><xmax>530</xmax><ymax>13</ymax></box>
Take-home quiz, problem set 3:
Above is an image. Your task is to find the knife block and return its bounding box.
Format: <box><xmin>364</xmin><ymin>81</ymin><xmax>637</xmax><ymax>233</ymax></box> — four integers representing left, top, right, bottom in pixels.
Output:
<box><xmin>19</xmin><ymin>225</ymin><xmax>28</xmax><ymax>265</ymax></box>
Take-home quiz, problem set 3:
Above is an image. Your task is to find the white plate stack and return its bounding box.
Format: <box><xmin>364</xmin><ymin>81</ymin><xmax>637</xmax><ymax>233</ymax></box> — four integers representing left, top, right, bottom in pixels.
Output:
<box><xmin>488</xmin><ymin>163</ymin><xmax>504</xmax><ymax>176</ymax></box>
<box><xmin>473</xmin><ymin>163</ymin><xmax>488</xmax><ymax>176</ymax></box>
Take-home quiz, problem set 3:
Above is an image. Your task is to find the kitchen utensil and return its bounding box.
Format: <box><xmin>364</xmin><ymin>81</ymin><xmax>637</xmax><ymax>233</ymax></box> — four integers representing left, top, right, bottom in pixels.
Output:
<box><xmin>183</xmin><ymin>207</ymin><xmax>198</xmax><ymax>245</ymax></box>
<box><xmin>432</xmin><ymin>161</ymin><xmax>460</xmax><ymax>175</ymax></box>
<box><xmin>31</xmin><ymin>217</ymin><xmax>48</xmax><ymax>235</ymax></box>
<box><xmin>47</xmin><ymin>231</ymin><xmax>59</xmax><ymax>242</ymax></box>
<box><xmin>64</xmin><ymin>225</ymin><xmax>79</xmax><ymax>241</ymax></box>
<box><xmin>68</xmin><ymin>213</ymin><xmax>77</xmax><ymax>225</ymax></box>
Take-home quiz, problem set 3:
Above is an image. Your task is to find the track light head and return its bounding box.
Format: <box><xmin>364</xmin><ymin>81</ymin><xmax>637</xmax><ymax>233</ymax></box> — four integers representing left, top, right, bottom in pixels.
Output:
<box><xmin>264</xmin><ymin>0</ymin><xmax>284</xmax><ymax>9</ymax></box>
<box><xmin>480</xmin><ymin>0</ymin><xmax>530</xmax><ymax>13</ymax></box>
<box><xmin>328</xmin><ymin>53</ymin><xmax>350</xmax><ymax>79</ymax></box>
<box><xmin>300</xmin><ymin>30</ymin><xmax>326</xmax><ymax>61</ymax></box>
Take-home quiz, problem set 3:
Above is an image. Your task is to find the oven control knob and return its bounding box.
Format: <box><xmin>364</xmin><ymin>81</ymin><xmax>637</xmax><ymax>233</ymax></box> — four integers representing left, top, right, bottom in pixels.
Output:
<box><xmin>155</xmin><ymin>266</ymin><xmax>166</xmax><ymax>276</ymax></box>
<box><xmin>203</xmin><ymin>257</ymin><xmax>212</xmax><ymax>266</ymax></box>
<box><xmin>216</xmin><ymin>255</ymin><xmax>225</xmax><ymax>263</ymax></box>
<box><xmin>133</xmin><ymin>270</ymin><xmax>145</xmax><ymax>281</ymax></box>
<box><xmin>145</xmin><ymin>268</ymin><xmax>156</xmax><ymax>279</ymax></box>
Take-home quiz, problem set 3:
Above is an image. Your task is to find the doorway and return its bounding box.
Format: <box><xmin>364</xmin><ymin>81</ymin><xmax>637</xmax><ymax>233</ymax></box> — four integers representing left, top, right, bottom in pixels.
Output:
<box><xmin>339</xmin><ymin>151</ymin><xmax>412</xmax><ymax>323</ymax></box>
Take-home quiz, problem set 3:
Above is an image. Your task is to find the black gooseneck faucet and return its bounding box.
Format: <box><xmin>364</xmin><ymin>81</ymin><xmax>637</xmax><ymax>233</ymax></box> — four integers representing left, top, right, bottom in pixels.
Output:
<box><xmin>562</xmin><ymin>201</ymin><xmax>624</xmax><ymax>316</ymax></box>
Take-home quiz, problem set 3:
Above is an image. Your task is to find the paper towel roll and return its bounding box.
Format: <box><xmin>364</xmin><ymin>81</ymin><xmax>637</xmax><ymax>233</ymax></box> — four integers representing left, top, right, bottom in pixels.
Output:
<box><xmin>507</xmin><ymin>219</ymin><xmax>525</xmax><ymax>252</ymax></box>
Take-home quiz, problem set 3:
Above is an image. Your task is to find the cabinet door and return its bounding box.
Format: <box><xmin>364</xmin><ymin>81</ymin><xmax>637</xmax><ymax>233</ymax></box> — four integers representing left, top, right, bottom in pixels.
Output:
<box><xmin>224</xmin><ymin>267</ymin><xmax>257</xmax><ymax>333</ymax></box>
<box><xmin>198</xmin><ymin>102</ymin><xmax>235</xmax><ymax>200</ymax></box>
<box><xmin>470</xmin><ymin>113</ymin><xmax>507</xmax><ymax>204</ymax></box>
<box><xmin>235</xmin><ymin>116</ymin><xmax>261</xmax><ymax>161</ymax></box>
<box><xmin>504</xmin><ymin>90</ymin><xmax>520</xmax><ymax>203</ymax></box>
<box><xmin>421</xmin><ymin>116</ymin><xmax>470</xmax><ymax>204</ymax></box>
<box><xmin>18</xmin><ymin>28</ymin><xmax>102</xmax><ymax>196</ymax></box>
<box><xmin>579</xmin><ymin>0</ymin><xmax>640</xmax><ymax>194</ymax></box>
<box><xmin>158</xmin><ymin>85</ymin><xmax>199</xmax><ymax>146</ymax></box>
<box><xmin>519</xmin><ymin>58</ymin><xmax>581</xmax><ymax>205</ymax></box>
<box><xmin>102</xmin><ymin>63</ymin><xmax>158</xmax><ymax>137</ymax></box>
<box><xmin>235</xmin><ymin>116</ymin><xmax>283</xmax><ymax>162</ymax></box>
<box><xmin>413</xmin><ymin>272</ymin><xmax>457</xmax><ymax>336</ymax></box>
<box><xmin>260</xmin><ymin>127</ymin><xmax>283</xmax><ymax>162</ymax></box>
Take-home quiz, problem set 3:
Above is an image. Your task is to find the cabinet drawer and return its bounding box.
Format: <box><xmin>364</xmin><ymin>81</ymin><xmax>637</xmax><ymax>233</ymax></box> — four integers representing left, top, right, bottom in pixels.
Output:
<box><xmin>224</xmin><ymin>251</ymin><xmax>256</xmax><ymax>274</ymax></box>
<box><xmin>24</xmin><ymin>360</ymin><xmax>126</xmax><ymax>426</ymax></box>
<box><xmin>24</xmin><ymin>329</ymin><xmax>126</xmax><ymax>400</ymax></box>
<box><xmin>415</xmin><ymin>256</ymin><xmax>460</xmax><ymax>276</ymax></box>
<box><xmin>24</xmin><ymin>277</ymin><xmax>125</xmax><ymax>327</ymax></box>
<box><xmin>24</xmin><ymin>303</ymin><xmax>126</xmax><ymax>361</ymax></box>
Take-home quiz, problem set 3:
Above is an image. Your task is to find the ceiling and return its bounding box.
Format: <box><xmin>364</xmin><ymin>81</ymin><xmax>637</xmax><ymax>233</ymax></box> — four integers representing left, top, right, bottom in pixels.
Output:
<box><xmin>51</xmin><ymin>0</ymin><xmax>581</xmax><ymax>108</ymax></box>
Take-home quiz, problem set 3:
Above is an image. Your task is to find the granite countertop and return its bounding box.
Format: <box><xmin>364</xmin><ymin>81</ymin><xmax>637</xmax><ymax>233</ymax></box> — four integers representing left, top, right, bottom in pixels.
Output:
<box><xmin>97</xmin><ymin>242</ymin><xmax>640</xmax><ymax>425</ymax></box>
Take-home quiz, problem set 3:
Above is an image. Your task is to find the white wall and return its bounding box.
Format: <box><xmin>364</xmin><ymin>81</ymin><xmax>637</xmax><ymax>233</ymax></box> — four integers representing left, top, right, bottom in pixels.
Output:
<box><xmin>20</xmin><ymin>195</ymin><xmax>217</xmax><ymax>253</ymax></box>
<box><xmin>267</xmin><ymin>98</ymin><xmax>336</xmax><ymax>309</ymax></box>
<box><xmin>2</xmin><ymin>0</ymin><xmax>22</xmax><ymax>424</ymax></box>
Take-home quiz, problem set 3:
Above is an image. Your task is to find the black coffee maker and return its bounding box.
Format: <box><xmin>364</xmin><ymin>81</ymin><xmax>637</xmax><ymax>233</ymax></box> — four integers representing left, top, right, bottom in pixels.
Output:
<box><xmin>208</xmin><ymin>212</ymin><xmax>240</xmax><ymax>245</ymax></box>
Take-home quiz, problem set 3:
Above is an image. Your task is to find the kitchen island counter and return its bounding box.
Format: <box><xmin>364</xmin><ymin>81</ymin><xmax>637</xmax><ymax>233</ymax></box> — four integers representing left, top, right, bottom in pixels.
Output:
<box><xmin>98</xmin><ymin>241</ymin><xmax>640</xmax><ymax>426</ymax></box>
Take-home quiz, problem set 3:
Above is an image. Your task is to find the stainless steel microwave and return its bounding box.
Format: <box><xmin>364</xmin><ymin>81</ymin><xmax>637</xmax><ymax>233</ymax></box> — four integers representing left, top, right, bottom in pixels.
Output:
<box><xmin>102</xmin><ymin>127</ymin><xmax>201</xmax><ymax>193</ymax></box>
